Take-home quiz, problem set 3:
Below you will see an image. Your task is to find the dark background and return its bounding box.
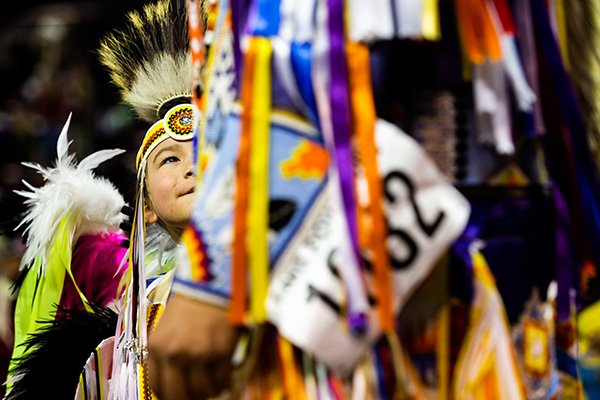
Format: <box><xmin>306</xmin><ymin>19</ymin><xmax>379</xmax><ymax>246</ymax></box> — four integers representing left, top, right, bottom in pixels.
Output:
<box><xmin>0</xmin><ymin>1</ymin><xmax>151</xmax><ymax>241</ymax></box>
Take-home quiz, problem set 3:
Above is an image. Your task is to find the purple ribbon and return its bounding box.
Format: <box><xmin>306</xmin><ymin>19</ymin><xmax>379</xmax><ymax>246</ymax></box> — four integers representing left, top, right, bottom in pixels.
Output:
<box><xmin>552</xmin><ymin>185</ymin><xmax>577</xmax><ymax>321</ymax></box>
<box><xmin>325</xmin><ymin>0</ymin><xmax>366</xmax><ymax>333</ymax></box>
<box><xmin>326</xmin><ymin>3</ymin><xmax>362</xmax><ymax>275</ymax></box>
<box><xmin>230</xmin><ymin>0</ymin><xmax>249</xmax><ymax>92</ymax></box>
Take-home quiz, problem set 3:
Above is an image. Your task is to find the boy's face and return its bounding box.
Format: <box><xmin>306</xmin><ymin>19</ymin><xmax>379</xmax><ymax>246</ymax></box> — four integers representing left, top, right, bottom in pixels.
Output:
<box><xmin>145</xmin><ymin>138</ymin><xmax>197</xmax><ymax>233</ymax></box>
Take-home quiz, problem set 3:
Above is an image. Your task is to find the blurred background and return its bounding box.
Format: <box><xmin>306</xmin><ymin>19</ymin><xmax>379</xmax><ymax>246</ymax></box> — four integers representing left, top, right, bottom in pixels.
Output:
<box><xmin>0</xmin><ymin>0</ymin><xmax>152</xmax><ymax>243</ymax></box>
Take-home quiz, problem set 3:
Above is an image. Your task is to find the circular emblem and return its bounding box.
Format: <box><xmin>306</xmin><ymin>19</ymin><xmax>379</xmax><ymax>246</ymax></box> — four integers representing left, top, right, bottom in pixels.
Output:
<box><xmin>164</xmin><ymin>104</ymin><xmax>194</xmax><ymax>140</ymax></box>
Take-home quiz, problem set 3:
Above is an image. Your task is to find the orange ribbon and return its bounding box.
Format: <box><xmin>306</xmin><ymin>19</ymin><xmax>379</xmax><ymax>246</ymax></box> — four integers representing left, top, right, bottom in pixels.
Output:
<box><xmin>277</xmin><ymin>335</ymin><xmax>307</xmax><ymax>400</ymax></box>
<box><xmin>346</xmin><ymin>42</ymin><xmax>394</xmax><ymax>332</ymax></box>
<box><xmin>454</xmin><ymin>0</ymin><xmax>503</xmax><ymax>64</ymax></box>
<box><xmin>229</xmin><ymin>42</ymin><xmax>256</xmax><ymax>325</ymax></box>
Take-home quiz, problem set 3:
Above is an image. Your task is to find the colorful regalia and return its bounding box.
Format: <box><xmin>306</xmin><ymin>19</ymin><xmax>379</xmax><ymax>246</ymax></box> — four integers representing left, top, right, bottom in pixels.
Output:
<box><xmin>5</xmin><ymin>115</ymin><xmax>128</xmax><ymax>399</ymax></box>
<box><xmin>7</xmin><ymin>0</ymin><xmax>595</xmax><ymax>398</ymax></box>
<box><xmin>173</xmin><ymin>0</ymin><xmax>600</xmax><ymax>398</ymax></box>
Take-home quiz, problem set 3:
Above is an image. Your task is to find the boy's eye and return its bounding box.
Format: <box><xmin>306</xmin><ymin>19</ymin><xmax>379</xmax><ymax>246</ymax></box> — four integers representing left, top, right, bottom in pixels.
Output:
<box><xmin>161</xmin><ymin>156</ymin><xmax>180</xmax><ymax>166</ymax></box>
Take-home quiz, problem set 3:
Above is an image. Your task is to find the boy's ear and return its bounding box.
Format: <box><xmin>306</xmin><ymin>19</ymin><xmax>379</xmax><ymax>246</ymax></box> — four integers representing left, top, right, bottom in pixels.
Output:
<box><xmin>145</xmin><ymin>206</ymin><xmax>158</xmax><ymax>224</ymax></box>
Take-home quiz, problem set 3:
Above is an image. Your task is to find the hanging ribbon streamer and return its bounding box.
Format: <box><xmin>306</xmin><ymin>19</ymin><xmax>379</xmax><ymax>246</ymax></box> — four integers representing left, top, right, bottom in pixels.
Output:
<box><xmin>553</xmin><ymin>0</ymin><xmax>570</xmax><ymax>70</ymax></box>
<box><xmin>436</xmin><ymin>305</ymin><xmax>450</xmax><ymax>400</ymax></box>
<box><xmin>473</xmin><ymin>60</ymin><xmax>514</xmax><ymax>154</ymax></box>
<box><xmin>347</xmin><ymin>0</ymin><xmax>438</xmax><ymax>42</ymax></box>
<box><xmin>396</xmin><ymin>0</ymin><xmax>425</xmax><ymax>39</ymax></box>
<box><xmin>302</xmin><ymin>353</ymin><xmax>319</xmax><ymax>399</ymax></box>
<box><xmin>396</xmin><ymin>0</ymin><xmax>441</xmax><ymax>41</ymax></box>
<box><xmin>278</xmin><ymin>335</ymin><xmax>307</xmax><ymax>400</ymax></box>
<box><xmin>346</xmin><ymin>42</ymin><xmax>393</xmax><ymax>332</ymax></box>
<box><xmin>230</xmin><ymin>46</ymin><xmax>254</xmax><ymax>325</ymax></box>
<box><xmin>552</xmin><ymin>185</ymin><xmax>578</xmax><ymax>323</ymax></box>
<box><xmin>188</xmin><ymin>0</ymin><xmax>207</xmax><ymax>179</ymax></box>
<box><xmin>133</xmin><ymin>175</ymin><xmax>149</xmax><ymax>398</ymax></box>
<box><xmin>490</xmin><ymin>0</ymin><xmax>537</xmax><ymax>113</ymax></box>
<box><xmin>455</xmin><ymin>0</ymin><xmax>515</xmax><ymax>154</ymax></box>
<box><xmin>315</xmin><ymin>361</ymin><xmax>332</xmax><ymax>399</ymax></box>
<box><xmin>320</xmin><ymin>0</ymin><xmax>370</xmax><ymax>334</ymax></box>
<box><xmin>325</xmin><ymin>0</ymin><xmax>361</xmax><ymax>276</ymax></box>
<box><xmin>347</xmin><ymin>0</ymin><xmax>394</xmax><ymax>42</ymax></box>
<box><xmin>513</xmin><ymin>0</ymin><xmax>546</xmax><ymax>136</ymax></box>
<box><xmin>111</xmin><ymin>164</ymin><xmax>148</xmax><ymax>399</ymax></box>
<box><xmin>312</xmin><ymin>0</ymin><xmax>368</xmax><ymax>336</ymax></box>
<box><xmin>247</xmin><ymin>36</ymin><xmax>272</xmax><ymax>323</ymax></box>
<box><xmin>385</xmin><ymin>332</ymin><xmax>428</xmax><ymax>398</ymax></box>
<box><xmin>491</xmin><ymin>0</ymin><xmax>514</xmax><ymax>33</ymax></box>
<box><xmin>273</xmin><ymin>0</ymin><xmax>319</xmax><ymax>125</ymax></box>
<box><xmin>230</xmin><ymin>0</ymin><xmax>247</xmax><ymax>90</ymax></box>
<box><xmin>230</xmin><ymin>0</ymin><xmax>277</xmax><ymax>326</ymax></box>
<box><xmin>454</xmin><ymin>0</ymin><xmax>502</xmax><ymax>64</ymax></box>
<box><xmin>421</xmin><ymin>0</ymin><xmax>441</xmax><ymax>41</ymax></box>
<box><xmin>272</xmin><ymin>0</ymin><xmax>311</xmax><ymax>122</ymax></box>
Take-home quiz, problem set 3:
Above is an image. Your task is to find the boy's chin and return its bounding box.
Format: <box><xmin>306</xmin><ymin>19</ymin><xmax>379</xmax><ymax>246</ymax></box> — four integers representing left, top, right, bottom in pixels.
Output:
<box><xmin>177</xmin><ymin>195</ymin><xmax>196</xmax><ymax>214</ymax></box>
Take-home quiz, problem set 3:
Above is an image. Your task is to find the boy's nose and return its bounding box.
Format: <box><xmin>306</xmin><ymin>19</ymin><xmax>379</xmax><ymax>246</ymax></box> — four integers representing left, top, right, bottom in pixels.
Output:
<box><xmin>185</xmin><ymin>165</ymin><xmax>195</xmax><ymax>177</ymax></box>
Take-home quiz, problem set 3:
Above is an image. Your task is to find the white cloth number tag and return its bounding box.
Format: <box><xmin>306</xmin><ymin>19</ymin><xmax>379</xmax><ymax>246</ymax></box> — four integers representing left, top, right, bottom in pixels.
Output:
<box><xmin>266</xmin><ymin>119</ymin><xmax>470</xmax><ymax>374</ymax></box>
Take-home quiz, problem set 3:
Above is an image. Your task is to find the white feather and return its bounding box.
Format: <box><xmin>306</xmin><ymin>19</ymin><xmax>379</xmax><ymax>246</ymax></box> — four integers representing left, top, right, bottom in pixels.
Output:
<box><xmin>56</xmin><ymin>113</ymin><xmax>73</xmax><ymax>165</ymax></box>
<box><xmin>20</xmin><ymin>179</ymin><xmax>37</xmax><ymax>192</ymax></box>
<box><xmin>15</xmin><ymin>114</ymin><xmax>126</xmax><ymax>274</ymax></box>
<box><xmin>79</xmin><ymin>149</ymin><xmax>126</xmax><ymax>171</ymax></box>
<box><xmin>21</xmin><ymin>162</ymin><xmax>44</xmax><ymax>174</ymax></box>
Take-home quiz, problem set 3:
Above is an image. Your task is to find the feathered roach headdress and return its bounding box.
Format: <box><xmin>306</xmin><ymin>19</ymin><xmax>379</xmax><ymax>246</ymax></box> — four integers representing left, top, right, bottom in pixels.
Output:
<box><xmin>99</xmin><ymin>0</ymin><xmax>206</xmax><ymax>169</ymax></box>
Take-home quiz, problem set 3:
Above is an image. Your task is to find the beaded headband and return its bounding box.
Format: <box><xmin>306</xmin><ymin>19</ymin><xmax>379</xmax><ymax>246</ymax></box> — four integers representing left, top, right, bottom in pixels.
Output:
<box><xmin>135</xmin><ymin>103</ymin><xmax>195</xmax><ymax>169</ymax></box>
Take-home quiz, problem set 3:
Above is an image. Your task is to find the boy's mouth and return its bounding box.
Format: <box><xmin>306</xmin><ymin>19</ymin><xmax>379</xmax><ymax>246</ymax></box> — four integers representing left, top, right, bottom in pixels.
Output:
<box><xmin>182</xmin><ymin>187</ymin><xmax>195</xmax><ymax>196</ymax></box>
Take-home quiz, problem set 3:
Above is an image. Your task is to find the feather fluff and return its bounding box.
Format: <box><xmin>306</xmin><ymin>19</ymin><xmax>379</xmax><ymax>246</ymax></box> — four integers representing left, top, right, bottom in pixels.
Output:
<box><xmin>15</xmin><ymin>114</ymin><xmax>126</xmax><ymax>273</ymax></box>
<box><xmin>98</xmin><ymin>0</ymin><xmax>198</xmax><ymax>122</ymax></box>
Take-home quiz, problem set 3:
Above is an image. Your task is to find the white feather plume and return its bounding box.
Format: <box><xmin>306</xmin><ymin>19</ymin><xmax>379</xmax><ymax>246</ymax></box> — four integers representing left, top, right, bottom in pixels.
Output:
<box><xmin>15</xmin><ymin>114</ymin><xmax>127</xmax><ymax>273</ymax></box>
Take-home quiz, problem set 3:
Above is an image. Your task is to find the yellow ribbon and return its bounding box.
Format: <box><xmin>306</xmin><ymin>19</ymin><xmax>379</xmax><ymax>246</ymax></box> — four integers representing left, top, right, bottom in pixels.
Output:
<box><xmin>247</xmin><ymin>36</ymin><xmax>272</xmax><ymax>323</ymax></box>
<box><xmin>422</xmin><ymin>0</ymin><xmax>441</xmax><ymax>41</ymax></box>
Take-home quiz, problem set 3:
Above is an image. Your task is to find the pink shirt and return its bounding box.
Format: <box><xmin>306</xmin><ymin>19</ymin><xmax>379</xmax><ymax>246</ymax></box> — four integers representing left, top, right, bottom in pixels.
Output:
<box><xmin>58</xmin><ymin>232</ymin><xmax>128</xmax><ymax>311</ymax></box>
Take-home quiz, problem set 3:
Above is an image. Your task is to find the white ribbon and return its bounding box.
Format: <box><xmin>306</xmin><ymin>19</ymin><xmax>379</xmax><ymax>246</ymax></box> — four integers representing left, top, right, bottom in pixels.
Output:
<box><xmin>396</xmin><ymin>0</ymin><xmax>424</xmax><ymax>39</ymax></box>
<box><xmin>473</xmin><ymin>61</ymin><xmax>515</xmax><ymax>154</ymax></box>
<box><xmin>347</xmin><ymin>0</ymin><xmax>395</xmax><ymax>42</ymax></box>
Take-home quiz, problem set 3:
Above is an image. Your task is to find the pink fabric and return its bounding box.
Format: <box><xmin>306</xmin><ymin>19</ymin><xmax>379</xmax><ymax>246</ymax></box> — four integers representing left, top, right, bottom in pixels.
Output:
<box><xmin>59</xmin><ymin>232</ymin><xmax>128</xmax><ymax>311</ymax></box>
